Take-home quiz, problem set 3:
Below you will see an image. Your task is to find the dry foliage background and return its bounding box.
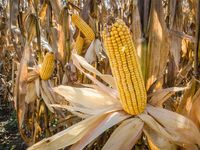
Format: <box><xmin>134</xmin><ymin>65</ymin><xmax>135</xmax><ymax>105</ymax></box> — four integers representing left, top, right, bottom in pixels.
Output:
<box><xmin>0</xmin><ymin>0</ymin><xmax>200</xmax><ymax>149</ymax></box>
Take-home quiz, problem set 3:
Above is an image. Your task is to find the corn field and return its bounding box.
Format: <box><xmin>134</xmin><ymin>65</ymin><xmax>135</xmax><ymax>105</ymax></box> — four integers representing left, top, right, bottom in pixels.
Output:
<box><xmin>0</xmin><ymin>0</ymin><xmax>200</xmax><ymax>149</ymax></box>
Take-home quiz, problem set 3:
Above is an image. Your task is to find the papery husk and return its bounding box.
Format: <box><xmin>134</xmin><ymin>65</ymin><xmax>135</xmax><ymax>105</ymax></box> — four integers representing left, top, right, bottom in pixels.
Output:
<box><xmin>146</xmin><ymin>105</ymin><xmax>200</xmax><ymax>149</ymax></box>
<box><xmin>28</xmin><ymin>111</ymin><xmax>129</xmax><ymax>150</ymax></box>
<box><xmin>102</xmin><ymin>118</ymin><xmax>143</xmax><ymax>150</ymax></box>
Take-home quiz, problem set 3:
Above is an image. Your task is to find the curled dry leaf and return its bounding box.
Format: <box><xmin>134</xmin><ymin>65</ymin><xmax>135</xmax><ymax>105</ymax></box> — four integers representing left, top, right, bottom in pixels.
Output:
<box><xmin>51</xmin><ymin>104</ymin><xmax>90</xmax><ymax>118</ymax></box>
<box><xmin>177</xmin><ymin>79</ymin><xmax>197</xmax><ymax>115</ymax></box>
<box><xmin>149</xmin><ymin>87</ymin><xmax>186</xmax><ymax>106</ymax></box>
<box><xmin>70</xmin><ymin>111</ymin><xmax>129</xmax><ymax>150</ymax></box>
<box><xmin>139</xmin><ymin>113</ymin><xmax>174</xmax><ymax>143</ymax></box>
<box><xmin>41</xmin><ymin>81</ymin><xmax>56</xmax><ymax>104</ymax></box>
<box><xmin>73</xmin><ymin>53</ymin><xmax>116</xmax><ymax>88</ymax></box>
<box><xmin>27</xmin><ymin>70</ymin><xmax>39</xmax><ymax>82</ymax></box>
<box><xmin>146</xmin><ymin>105</ymin><xmax>200</xmax><ymax>149</ymax></box>
<box><xmin>28</xmin><ymin>111</ymin><xmax>128</xmax><ymax>150</ymax></box>
<box><xmin>72</xmin><ymin>53</ymin><xmax>118</xmax><ymax>98</ymax></box>
<box><xmin>84</xmin><ymin>40</ymin><xmax>96</xmax><ymax>64</ymax></box>
<box><xmin>40</xmin><ymin>81</ymin><xmax>54</xmax><ymax>113</ymax></box>
<box><xmin>25</xmin><ymin>14</ymin><xmax>37</xmax><ymax>44</ymax></box>
<box><xmin>53</xmin><ymin>85</ymin><xmax>121</xmax><ymax>111</ymax></box>
<box><xmin>51</xmin><ymin>103</ymin><xmax>121</xmax><ymax>118</ymax></box>
<box><xmin>84</xmin><ymin>39</ymin><xmax>104</xmax><ymax>64</ymax></box>
<box><xmin>189</xmin><ymin>86</ymin><xmax>200</xmax><ymax>128</ymax></box>
<box><xmin>176</xmin><ymin>79</ymin><xmax>200</xmax><ymax>128</ymax></box>
<box><xmin>143</xmin><ymin>125</ymin><xmax>177</xmax><ymax>150</ymax></box>
<box><xmin>28</xmin><ymin>113</ymin><xmax>106</xmax><ymax>150</ymax></box>
<box><xmin>102</xmin><ymin>118</ymin><xmax>143</xmax><ymax>150</ymax></box>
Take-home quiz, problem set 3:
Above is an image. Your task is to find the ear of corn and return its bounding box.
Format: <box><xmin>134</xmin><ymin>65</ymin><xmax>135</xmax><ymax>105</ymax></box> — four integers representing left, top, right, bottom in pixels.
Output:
<box><xmin>74</xmin><ymin>34</ymin><xmax>84</xmax><ymax>54</ymax></box>
<box><xmin>39</xmin><ymin>52</ymin><xmax>55</xmax><ymax>80</ymax></box>
<box><xmin>71</xmin><ymin>14</ymin><xmax>95</xmax><ymax>41</ymax></box>
<box><xmin>102</xmin><ymin>19</ymin><xmax>147</xmax><ymax>115</ymax></box>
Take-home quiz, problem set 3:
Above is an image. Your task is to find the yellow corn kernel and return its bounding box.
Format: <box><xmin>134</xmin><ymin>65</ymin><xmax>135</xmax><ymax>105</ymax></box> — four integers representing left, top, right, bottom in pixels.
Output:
<box><xmin>103</xmin><ymin>19</ymin><xmax>147</xmax><ymax>115</ymax></box>
<box><xmin>39</xmin><ymin>52</ymin><xmax>55</xmax><ymax>80</ymax></box>
<box><xmin>71</xmin><ymin>14</ymin><xmax>95</xmax><ymax>41</ymax></box>
<box><xmin>114</xmin><ymin>22</ymin><xmax>120</xmax><ymax>27</ymax></box>
<box><xmin>74</xmin><ymin>35</ymin><xmax>84</xmax><ymax>54</ymax></box>
<box><xmin>111</xmin><ymin>26</ymin><xmax>117</xmax><ymax>31</ymax></box>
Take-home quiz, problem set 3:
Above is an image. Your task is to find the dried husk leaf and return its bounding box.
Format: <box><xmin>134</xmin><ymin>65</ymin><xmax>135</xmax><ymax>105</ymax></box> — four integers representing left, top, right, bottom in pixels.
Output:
<box><xmin>28</xmin><ymin>113</ymin><xmax>106</xmax><ymax>150</ymax></box>
<box><xmin>149</xmin><ymin>87</ymin><xmax>186</xmax><ymax>106</ymax></box>
<box><xmin>25</xmin><ymin>14</ymin><xmax>37</xmax><ymax>44</ymax></box>
<box><xmin>41</xmin><ymin>80</ymin><xmax>56</xmax><ymax>104</ymax></box>
<box><xmin>15</xmin><ymin>44</ymin><xmax>31</xmax><ymax>128</ymax></box>
<box><xmin>177</xmin><ymin>79</ymin><xmax>198</xmax><ymax>116</ymax></box>
<box><xmin>84</xmin><ymin>40</ymin><xmax>96</xmax><ymax>64</ymax></box>
<box><xmin>39</xmin><ymin>0</ymin><xmax>48</xmax><ymax>23</ymax></box>
<box><xmin>49</xmin><ymin>0</ymin><xmax>61</xmax><ymax>21</ymax></box>
<box><xmin>168</xmin><ymin>1</ymin><xmax>184</xmax><ymax>67</ymax></box>
<box><xmin>40</xmin><ymin>81</ymin><xmax>54</xmax><ymax>113</ymax></box>
<box><xmin>51</xmin><ymin>103</ymin><xmax>120</xmax><ymax>118</ymax></box>
<box><xmin>53</xmin><ymin>85</ymin><xmax>120</xmax><ymax>111</ymax></box>
<box><xmin>72</xmin><ymin>53</ymin><xmax>118</xmax><ymax>99</ymax></box>
<box><xmin>102</xmin><ymin>118</ymin><xmax>143</xmax><ymax>150</ymax></box>
<box><xmin>73</xmin><ymin>53</ymin><xmax>116</xmax><ymax>89</ymax></box>
<box><xmin>146</xmin><ymin>105</ymin><xmax>200</xmax><ymax>149</ymax></box>
<box><xmin>146</xmin><ymin>1</ymin><xmax>169</xmax><ymax>90</ymax></box>
<box><xmin>35</xmin><ymin>78</ymin><xmax>40</xmax><ymax>97</ymax></box>
<box><xmin>25</xmin><ymin>82</ymin><xmax>37</xmax><ymax>104</ymax></box>
<box><xmin>189</xmin><ymin>86</ymin><xmax>200</xmax><ymax>128</ymax></box>
<box><xmin>143</xmin><ymin>125</ymin><xmax>177</xmax><ymax>150</ymax></box>
<box><xmin>139</xmin><ymin>112</ymin><xmax>198</xmax><ymax>150</ymax></box>
<box><xmin>70</xmin><ymin>111</ymin><xmax>129</xmax><ymax>150</ymax></box>
<box><xmin>28</xmin><ymin>111</ymin><xmax>128</xmax><ymax>150</ymax></box>
<box><xmin>84</xmin><ymin>39</ymin><xmax>104</xmax><ymax>64</ymax></box>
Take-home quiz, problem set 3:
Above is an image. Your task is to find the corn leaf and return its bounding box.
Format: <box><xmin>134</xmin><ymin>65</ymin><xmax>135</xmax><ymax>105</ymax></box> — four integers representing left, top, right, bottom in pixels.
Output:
<box><xmin>146</xmin><ymin>0</ymin><xmax>169</xmax><ymax>90</ymax></box>
<box><xmin>25</xmin><ymin>82</ymin><xmax>37</xmax><ymax>104</ymax></box>
<box><xmin>72</xmin><ymin>53</ymin><xmax>118</xmax><ymax>99</ymax></box>
<box><xmin>15</xmin><ymin>43</ymin><xmax>30</xmax><ymax>128</ymax></box>
<box><xmin>102</xmin><ymin>118</ymin><xmax>143</xmax><ymax>150</ymax></box>
<box><xmin>40</xmin><ymin>81</ymin><xmax>54</xmax><ymax>113</ymax></box>
<box><xmin>72</xmin><ymin>53</ymin><xmax>116</xmax><ymax>89</ymax></box>
<box><xmin>189</xmin><ymin>86</ymin><xmax>200</xmax><ymax>128</ymax></box>
<box><xmin>70</xmin><ymin>111</ymin><xmax>129</xmax><ymax>150</ymax></box>
<box><xmin>28</xmin><ymin>111</ymin><xmax>128</xmax><ymax>150</ymax></box>
<box><xmin>146</xmin><ymin>105</ymin><xmax>200</xmax><ymax>149</ymax></box>
<box><xmin>149</xmin><ymin>87</ymin><xmax>186</xmax><ymax>106</ymax></box>
<box><xmin>143</xmin><ymin>125</ymin><xmax>177</xmax><ymax>150</ymax></box>
<box><xmin>53</xmin><ymin>85</ymin><xmax>121</xmax><ymax>112</ymax></box>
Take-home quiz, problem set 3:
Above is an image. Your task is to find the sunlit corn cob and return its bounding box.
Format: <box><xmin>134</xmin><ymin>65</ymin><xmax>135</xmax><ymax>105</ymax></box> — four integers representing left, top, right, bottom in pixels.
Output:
<box><xmin>39</xmin><ymin>52</ymin><xmax>55</xmax><ymax>80</ymax></box>
<box><xmin>74</xmin><ymin>34</ymin><xmax>84</xmax><ymax>54</ymax></box>
<box><xmin>71</xmin><ymin>14</ymin><xmax>95</xmax><ymax>41</ymax></box>
<box><xmin>102</xmin><ymin>19</ymin><xmax>147</xmax><ymax>115</ymax></box>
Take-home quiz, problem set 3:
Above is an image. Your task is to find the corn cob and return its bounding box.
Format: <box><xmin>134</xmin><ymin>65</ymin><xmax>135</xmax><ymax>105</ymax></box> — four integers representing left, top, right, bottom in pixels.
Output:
<box><xmin>39</xmin><ymin>52</ymin><xmax>55</xmax><ymax>80</ymax></box>
<box><xmin>74</xmin><ymin>34</ymin><xmax>84</xmax><ymax>54</ymax></box>
<box><xmin>102</xmin><ymin>19</ymin><xmax>147</xmax><ymax>115</ymax></box>
<box><xmin>71</xmin><ymin>14</ymin><xmax>95</xmax><ymax>41</ymax></box>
